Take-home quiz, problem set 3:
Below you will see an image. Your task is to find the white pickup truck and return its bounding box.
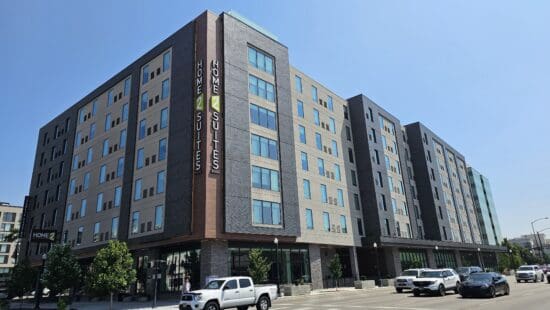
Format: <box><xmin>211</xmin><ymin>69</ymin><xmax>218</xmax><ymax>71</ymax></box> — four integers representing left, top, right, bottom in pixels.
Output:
<box><xmin>179</xmin><ymin>276</ymin><xmax>278</xmax><ymax>310</ymax></box>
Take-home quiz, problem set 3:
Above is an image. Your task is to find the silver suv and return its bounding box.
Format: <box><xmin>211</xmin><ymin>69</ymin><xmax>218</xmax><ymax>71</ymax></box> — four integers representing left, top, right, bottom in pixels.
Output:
<box><xmin>515</xmin><ymin>265</ymin><xmax>544</xmax><ymax>283</ymax></box>
<box><xmin>413</xmin><ymin>269</ymin><xmax>461</xmax><ymax>296</ymax></box>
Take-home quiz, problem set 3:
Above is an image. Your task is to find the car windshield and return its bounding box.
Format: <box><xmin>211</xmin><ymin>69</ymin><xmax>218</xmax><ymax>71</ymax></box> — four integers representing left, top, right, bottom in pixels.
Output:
<box><xmin>204</xmin><ymin>280</ymin><xmax>226</xmax><ymax>289</ymax></box>
<box><xmin>518</xmin><ymin>266</ymin><xmax>534</xmax><ymax>271</ymax></box>
<box><xmin>420</xmin><ymin>271</ymin><xmax>443</xmax><ymax>278</ymax></box>
<box><xmin>468</xmin><ymin>273</ymin><xmax>494</xmax><ymax>282</ymax></box>
<box><xmin>401</xmin><ymin>270</ymin><xmax>418</xmax><ymax>276</ymax></box>
<box><xmin>457</xmin><ymin>267</ymin><xmax>470</xmax><ymax>273</ymax></box>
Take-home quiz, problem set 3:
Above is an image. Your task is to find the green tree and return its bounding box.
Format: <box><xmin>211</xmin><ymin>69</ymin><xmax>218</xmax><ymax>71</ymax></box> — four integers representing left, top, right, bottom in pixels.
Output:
<box><xmin>328</xmin><ymin>254</ymin><xmax>343</xmax><ymax>289</ymax></box>
<box><xmin>247</xmin><ymin>248</ymin><xmax>272</xmax><ymax>284</ymax></box>
<box><xmin>7</xmin><ymin>258</ymin><xmax>37</xmax><ymax>299</ymax></box>
<box><xmin>85</xmin><ymin>240</ymin><xmax>136</xmax><ymax>310</ymax></box>
<box><xmin>43</xmin><ymin>244</ymin><xmax>82</xmax><ymax>298</ymax></box>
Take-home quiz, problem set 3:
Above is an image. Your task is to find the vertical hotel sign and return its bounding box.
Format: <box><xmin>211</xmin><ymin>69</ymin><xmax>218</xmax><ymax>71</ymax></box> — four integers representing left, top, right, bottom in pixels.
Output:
<box><xmin>193</xmin><ymin>60</ymin><xmax>204</xmax><ymax>174</ymax></box>
<box><xmin>210</xmin><ymin>59</ymin><xmax>221</xmax><ymax>174</ymax></box>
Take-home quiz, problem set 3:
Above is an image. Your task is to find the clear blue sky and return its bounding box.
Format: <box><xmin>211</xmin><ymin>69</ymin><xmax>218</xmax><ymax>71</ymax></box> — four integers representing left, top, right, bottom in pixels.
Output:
<box><xmin>1</xmin><ymin>0</ymin><xmax>549</xmax><ymax>238</ymax></box>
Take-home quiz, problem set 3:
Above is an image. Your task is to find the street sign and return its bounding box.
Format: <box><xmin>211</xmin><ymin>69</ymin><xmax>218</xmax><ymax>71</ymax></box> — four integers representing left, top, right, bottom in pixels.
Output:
<box><xmin>30</xmin><ymin>229</ymin><xmax>57</xmax><ymax>243</ymax></box>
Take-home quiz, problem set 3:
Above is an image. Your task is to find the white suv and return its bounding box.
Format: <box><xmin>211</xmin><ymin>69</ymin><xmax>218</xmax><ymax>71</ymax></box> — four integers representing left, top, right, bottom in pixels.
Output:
<box><xmin>516</xmin><ymin>265</ymin><xmax>544</xmax><ymax>283</ymax></box>
<box><xmin>394</xmin><ymin>269</ymin><xmax>425</xmax><ymax>293</ymax></box>
<box><xmin>412</xmin><ymin>269</ymin><xmax>461</xmax><ymax>296</ymax></box>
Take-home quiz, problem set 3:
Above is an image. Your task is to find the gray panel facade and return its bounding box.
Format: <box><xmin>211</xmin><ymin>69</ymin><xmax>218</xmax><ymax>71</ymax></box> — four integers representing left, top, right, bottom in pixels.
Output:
<box><xmin>223</xmin><ymin>13</ymin><xmax>300</xmax><ymax>237</ymax></box>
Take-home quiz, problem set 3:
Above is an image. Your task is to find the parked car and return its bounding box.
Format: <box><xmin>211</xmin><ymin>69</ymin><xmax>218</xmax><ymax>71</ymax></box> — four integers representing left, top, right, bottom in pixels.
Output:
<box><xmin>395</xmin><ymin>269</ymin><xmax>425</xmax><ymax>293</ymax></box>
<box><xmin>546</xmin><ymin>272</ymin><xmax>550</xmax><ymax>284</ymax></box>
<box><xmin>515</xmin><ymin>265</ymin><xmax>544</xmax><ymax>283</ymax></box>
<box><xmin>459</xmin><ymin>272</ymin><xmax>510</xmax><ymax>298</ymax></box>
<box><xmin>179</xmin><ymin>276</ymin><xmax>278</xmax><ymax>310</ymax></box>
<box><xmin>412</xmin><ymin>269</ymin><xmax>461</xmax><ymax>296</ymax></box>
<box><xmin>456</xmin><ymin>266</ymin><xmax>483</xmax><ymax>281</ymax></box>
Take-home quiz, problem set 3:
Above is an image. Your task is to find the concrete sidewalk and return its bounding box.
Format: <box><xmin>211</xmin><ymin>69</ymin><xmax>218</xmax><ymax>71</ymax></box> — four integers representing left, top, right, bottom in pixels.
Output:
<box><xmin>9</xmin><ymin>299</ymin><xmax>180</xmax><ymax>310</ymax></box>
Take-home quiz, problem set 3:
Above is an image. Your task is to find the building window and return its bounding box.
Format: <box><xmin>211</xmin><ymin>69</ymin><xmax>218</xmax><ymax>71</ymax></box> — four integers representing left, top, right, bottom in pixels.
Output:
<box><xmin>141</xmin><ymin>92</ymin><xmax>148</xmax><ymax>111</ymax></box>
<box><xmin>120</xmin><ymin>129</ymin><xmax>127</xmax><ymax>149</ymax></box>
<box><xmin>313</xmin><ymin>109</ymin><xmax>320</xmax><ymax>125</ymax></box>
<box><xmin>78</xmin><ymin>107</ymin><xmax>87</xmax><ymax>124</ymax></box>
<box><xmin>331</xmin><ymin>140</ymin><xmax>338</xmax><ymax>157</ymax></box>
<box><xmin>351</xmin><ymin>170</ymin><xmax>357</xmax><ymax>186</ymax></box>
<box><xmin>317</xmin><ymin>158</ymin><xmax>325</xmax><ymax>176</ymax></box>
<box><xmin>160</xmin><ymin>108</ymin><xmax>169</xmax><ymax>129</ymax></box>
<box><xmin>95</xmin><ymin>192</ymin><xmax>103</xmax><ymax>212</ymax></box>
<box><xmin>311</xmin><ymin>86</ymin><xmax>318</xmax><ymax>103</ymax></box>
<box><xmin>337</xmin><ymin>189</ymin><xmax>344</xmax><ymax>207</ymax></box>
<box><xmin>297</xmin><ymin>100</ymin><xmax>304</xmax><ymax>118</ymax></box>
<box><xmin>92</xmin><ymin>100</ymin><xmax>98</xmax><ymax>116</ymax></box>
<box><xmin>157</xmin><ymin>170</ymin><xmax>166</xmax><ymax>194</ymax></box>
<box><xmin>250</xmin><ymin>134</ymin><xmax>278</xmax><ymax>160</ymax></box>
<box><xmin>155</xmin><ymin>205</ymin><xmax>164</xmax><ymax>229</ymax></box>
<box><xmin>345</xmin><ymin>126</ymin><xmax>351</xmax><ymax>141</ymax></box>
<box><xmin>72</xmin><ymin>155</ymin><xmax>79</xmax><ymax>171</ymax></box>
<box><xmin>334</xmin><ymin>164</ymin><xmax>341</xmax><ymax>181</ymax></box>
<box><xmin>75</xmin><ymin>131</ymin><xmax>82</xmax><ymax>148</ymax></box>
<box><xmin>298</xmin><ymin>125</ymin><xmax>306</xmax><ymax>144</ymax></box>
<box><xmin>249</xmin><ymin>103</ymin><xmax>277</xmax><ymax>130</ymax></box>
<box><xmin>102</xmin><ymin>139</ymin><xmax>109</xmax><ymax>157</ymax></box>
<box><xmin>343</xmin><ymin>106</ymin><xmax>349</xmax><ymax>119</ymax></box>
<box><xmin>107</xmin><ymin>89</ymin><xmax>114</xmax><ymax>106</ymax></box>
<box><xmin>111</xmin><ymin>217</ymin><xmax>119</xmax><ymax>239</ymax></box>
<box><xmin>139</xmin><ymin>119</ymin><xmax>146</xmax><ymax>140</ymax></box>
<box><xmin>161</xmin><ymin>79</ymin><xmax>170</xmax><ymax>100</ymax></box>
<box><xmin>136</xmin><ymin>148</ymin><xmax>144</xmax><ymax>169</ymax></box>
<box><xmin>295</xmin><ymin>75</ymin><xmax>302</xmax><ymax>93</ymax></box>
<box><xmin>252</xmin><ymin>166</ymin><xmax>279</xmax><ymax>192</ymax></box>
<box><xmin>134</xmin><ymin>179</ymin><xmax>142</xmax><ymax>201</ymax></box>
<box><xmin>327</xmin><ymin>96</ymin><xmax>334</xmax><ymax>111</ymax></box>
<box><xmin>315</xmin><ymin>133</ymin><xmax>322</xmax><ymax>150</ymax></box>
<box><xmin>348</xmin><ymin>148</ymin><xmax>355</xmax><ymax>163</ymax></box>
<box><xmin>131</xmin><ymin>211</ymin><xmax>140</xmax><ymax>234</ymax></box>
<box><xmin>353</xmin><ymin>194</ymin><xmax>361</xmax><ymax>210</ymax></box>
<box><xmin>80</xmin><ymin>199</ymin><xmax>87</xmax><ymax>217</ymax></box>
<box><xmin>248</xmin><ymin>75</ymin><xmax>275</xmax><ymax>102</ymax></box>
<box><xmin>83</xmin><ymin>173</ymin><xmax>90</xmax><ymax>190</ymax></box>
<box><xmin>124</xmin><ymin>77</ymin><xmax>131</xmax><ymax>96</ymax></box>
<box><xmin>89</xmin><ymin>123</ymin><xmax>96</xmax><ymax>140</ymax></box>
<box><xmin>306</xmin><ymin>209</ymin><xmax>314</xmax><ymax>229</ymax></box>
<box><xmin>303</xmin><ymin>179</ymin><xmax>311</xmax><ymax>199</ymax></box>
<box><xmin>114</xmin><ymin>186</ymin><xmax>122</xmax><ymax>207</ymax></box>
<box><xmin>357</xmin><ymin>218</ymin><xmax>364</xmax><ymax>235</ymax></box>
<box><xmin>320</xmin><ymin>184</ymin><xmax>328</xmax><ymax>203</ymax></box>
<box><xmin>104</xmin><ymin>113</ymin><xmax>112</xmax><ymax>132</ymax></box>
<box><xmin>340</xmin><ymin>215</ymin><xmax>347</xmax><ymax>233</ymax></box>
<box><xmin>163</xmin><ymin>51</ymin><xmax>171</xmax><ymax>72</ymax></box>
<box><xmin>158</xmin><ymin>138</ymin><xmax>167</xmax><ymax>161</ymax></box>
<box><xmin>93</xmin><ymin>222</ymin><xmax>100</xmax><ymax>242</ymax></box>
<box><xmin>69</xmin><ymin>178</ymin><xmax>76</xmax><ymax>195</ymax></box>
<box><xmin>377</xmin><ymin>171</ymin><xmax>383</xmax><ymax>187</ymax></box>
<box><xmin>87</xmin><ymin>147</ymin><xmax>93</xmax><ymax>164</ymax></box>
<box><xmin>142</xmin><ymin>65</ymin><xmax>149</xmax><ymax>84</ymax></box>
<box><xmin>99</xmin><ymin>165</ymin><xmax>106</xmax><ymax>184</ymax></box>
<box><xmin>252</xmin><ymin>200</ymin><xmax>281</xmax><ymax>225</ymax></box>
<box><xmin>77</xmin><ymin>227</ymin><xmax>83</xmax><ymax>245</ymax></box>
<box><xmin>323</xmin><ymin>212</ymin><xmax>330</xmax><ymax>231</ymax></box>
<box><xmin>248</xmin><ymin>46</ymin><xmax>274</xmax><ymax>75</ymax></box>
<box><xmin>385</xmin><ymin>219</ymin><xmax>391</xmax><ymax>236</ymax></box>
<box><xmin>65</xmin><ymin>204</ymin><xmax>72</xmax><ymax>222</ymax></box>
<box><xmin>116</xmin><ymin>157</ymin><xmax>124</xmax><ymax>177</ymax></box>
<box><xmin>391</xmin><ymin>198</ymin><xmax>398</xmax><ymax>213</ymax></box>
<box><xmin>300</xmin><ymin>152</ymin><xmax>308</xmax><ymax>171</ymax></box>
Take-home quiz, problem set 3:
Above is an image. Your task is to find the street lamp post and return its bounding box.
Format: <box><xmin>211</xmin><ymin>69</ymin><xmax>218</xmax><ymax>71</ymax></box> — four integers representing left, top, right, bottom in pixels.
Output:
<box><xmin>274</xmin><ymin>238</ymin><xmax>280</xmax><ymax>296</ymax></box>
<box><xmin>152</xmin><ymin>259</ymin><xmax>166</xmax><ymax>308</ymax></box>
<box><xmin>373</xmin><ymin>242</ymin><xmax>381</xmax><ymax>286</ymax></box>
<box><xmin>34</xmin><ymin>253</ymin><xmax>47</xmax><ymax>310</ymax></box>
<box><xmin>531</xmin><ymin>217</ymin><xmax>548</xmax><ymax>259</ymax></box>
<box><xmin>434</xmin><ymin>245</ymin><xmax>439</xmax><ymax>268</ymax></box>
<box><xmin>477</xmin><ymin>248</ymin><xmax>484</xmax><ymax>271</ymax></box>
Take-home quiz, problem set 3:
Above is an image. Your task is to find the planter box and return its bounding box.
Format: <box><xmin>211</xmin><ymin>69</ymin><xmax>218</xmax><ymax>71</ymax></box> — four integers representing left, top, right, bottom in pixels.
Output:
<box><xmin>282</xmin><ymin>284</ymin><xmax>311</xmax><ymax>296</ymax></box>
<box><xmin>354</xmin><ymin>280</ymin><xmax>376</xmax><ymax>289</ymax></box>
<box><xmin>378</xmin><ymin>279</ymin><xmax>394</xmax><ymax>287</ymax></box>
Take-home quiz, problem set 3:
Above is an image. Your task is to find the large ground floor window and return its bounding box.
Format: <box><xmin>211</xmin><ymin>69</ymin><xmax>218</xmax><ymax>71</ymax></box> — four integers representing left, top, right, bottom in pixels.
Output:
<box><xmin>434</xmin><ymin>250</ymin><xmax>457</xmax><ymax>268</ymax></box>
<box><xmin>157</xmin><ymin>247</ymin><xmax>201</xmax><ymax>293</ymax></box>
<box><xmin>229</xmin><ymin>243</ymin><xmax>311</xmax><ymax>285</ymax></box>
<box><xmin>399</xmin><ymin>249</ymin><xmax>429</xmax><ymax>270</ymax></box>
<box><xmin>460</xmin><ymin>251</ymin><xmax>479</xmax><ymax>266</ymax></box>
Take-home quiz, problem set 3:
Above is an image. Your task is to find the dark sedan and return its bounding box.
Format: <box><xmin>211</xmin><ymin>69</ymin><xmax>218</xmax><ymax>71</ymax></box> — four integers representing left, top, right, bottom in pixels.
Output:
<box><xmin>459</xmin><ymin>272</ymin><xmax>510</xmax><ymax>298</ymax></box>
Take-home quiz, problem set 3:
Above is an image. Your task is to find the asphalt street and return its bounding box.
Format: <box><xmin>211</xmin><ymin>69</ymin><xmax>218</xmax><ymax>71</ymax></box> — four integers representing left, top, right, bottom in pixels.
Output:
<box><xmin>272</xmin><ymin>278</ymin><xmax>550</xmax><ymax>310</ymax></box>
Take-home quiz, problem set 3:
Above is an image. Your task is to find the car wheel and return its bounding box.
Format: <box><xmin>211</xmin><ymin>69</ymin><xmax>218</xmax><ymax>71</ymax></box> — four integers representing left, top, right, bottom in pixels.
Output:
<box><xmin>517</xmin><ymin>280</ymin><xmax>521</xmax><ymax>283</ymax></box>
<box><xmin>504</xmin><ymin>284</ymin><xmax>510</xmax><ymax>296</ymax></box>
<box><xmin>413</xmin><ymin>290</ymin><xmax>420</xmax><ymax>297</ymax></box>
<box><xmin>454</xmin><ymin>282</ymin><xmax>460</xmax><ymax>294</ymax></box>
<box><xmin>488</xmin><ymin>287</ymin><xmax>496</xmax><ymax>298</ymax></box>
<box><xmin>438</xmin><ymin>284</ymin><xmax>446</xmax><ymax>296</ymax></box>
<box><xmin>396</xmin><ymin>288</ymin><xmax>403</xmax><ymax>293</ymax></box>
<box><xmin>534</xmin><ymin>276</ymin><xmax>538</xmax><ymax>283</ymax></box>
<box><xmin>256</xmin><ymin>295</ymin><xmax>270</xmax><ymax>310</ymax></box>
<box><xmin>205</xmin><ymin>301</ymin><xmax>220</xmax><ymax>310</ymax></box>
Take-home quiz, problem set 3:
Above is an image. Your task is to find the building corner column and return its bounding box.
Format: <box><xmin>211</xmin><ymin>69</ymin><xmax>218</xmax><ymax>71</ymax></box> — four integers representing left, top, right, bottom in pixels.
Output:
<box><xmin>454</xmin><ymin>250</ymin><xmax>463</xmax><ymax>267</ymax></box>
<box><xmin>308</xmin><ymin>244</ymin><xmax>323</xmax><ymax>289</ymax></box>
<box><xmin>349</xmin><ymin>247</ymin><xmax>360</xmax><ymax>281</ymax></box>
<box><xmin>426</xmin><ymin>249</ymin><xmax>437</xmax><ymax>268</ymax></box>
<box><xmin>200</xmin><ymin>240</ymin><xmax>229</xmax><ymax>287</ymax></box>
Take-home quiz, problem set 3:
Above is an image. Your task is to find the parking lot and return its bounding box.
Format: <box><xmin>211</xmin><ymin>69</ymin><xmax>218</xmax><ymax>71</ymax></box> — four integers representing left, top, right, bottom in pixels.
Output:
<box><xmin>271</xmin><ymin>278</ymin><xmax>550</xmax><ymax>310</ymax></box>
